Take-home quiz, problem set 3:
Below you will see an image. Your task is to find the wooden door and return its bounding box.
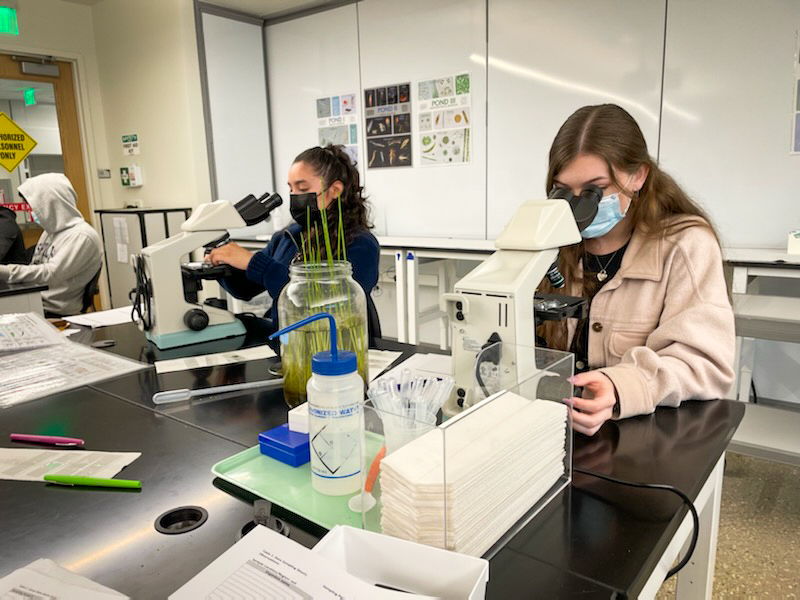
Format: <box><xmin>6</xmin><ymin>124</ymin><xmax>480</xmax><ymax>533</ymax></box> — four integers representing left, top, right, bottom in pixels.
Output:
<box><xmin>0</xmin><ymin>54</ymin><xmax>89</xmax><ymax>249</ymax></box>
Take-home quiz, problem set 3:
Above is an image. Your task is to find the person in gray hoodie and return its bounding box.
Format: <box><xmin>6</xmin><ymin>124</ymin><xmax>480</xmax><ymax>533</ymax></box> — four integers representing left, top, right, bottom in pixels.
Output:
<box><xmin>0</xmin><ymin>173</ymin><xmax>103</xmax><ymax>316</ymax></box>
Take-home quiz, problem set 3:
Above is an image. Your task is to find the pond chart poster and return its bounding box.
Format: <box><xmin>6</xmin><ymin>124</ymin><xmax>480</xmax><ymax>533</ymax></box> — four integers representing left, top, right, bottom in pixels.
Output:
<box><xmin>363</xmin><ymin>83</ymin><xmax>412</xmax><ymax>168</ymax></box>
<box><xmin>417</xmin><ymin>72</ymin><xmax>471</xmax><ymax>166</ymax></box>
<box><xmin>317</xmin><ymin>93</ymin><xmax>359</xmax><ymax>164</ymax></box>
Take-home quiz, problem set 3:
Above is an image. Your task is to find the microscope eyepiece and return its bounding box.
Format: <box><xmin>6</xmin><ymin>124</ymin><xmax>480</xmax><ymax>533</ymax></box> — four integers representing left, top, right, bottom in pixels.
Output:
<box><xmin>258</xmin><ymin>192</ymin><xmax>283</xmax><ymax>213</ymax></box>
<box><xmin>235</xmin><ymin>192</ymin><xmax>284</xmax><ymax>226</ymax></box>
<box><xmin>548</xmin><ymin>184</ymin><xmax>601</xmax><ymax>232</ymax></box>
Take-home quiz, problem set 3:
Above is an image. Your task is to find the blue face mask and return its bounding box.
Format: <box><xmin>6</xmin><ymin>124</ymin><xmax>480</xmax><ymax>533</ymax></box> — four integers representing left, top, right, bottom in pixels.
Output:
<box><xmin>31</xmin><ymin>211</ymin><xmax>41</xmax><ymax>226</ymax></box>
<box><xmin>580</xmin><ymin>176</ymin><xmax>635</xmax><ymax>239</ymax></box>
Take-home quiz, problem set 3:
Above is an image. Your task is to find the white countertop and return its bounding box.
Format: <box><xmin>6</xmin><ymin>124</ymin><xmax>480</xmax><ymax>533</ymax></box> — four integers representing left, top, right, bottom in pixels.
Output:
<box><xmin>229</xmin><ymin>242</ymin><xmax>800</xmax><ymax>260</ymax></box>
<box><xmin>732</xmin><ymin>294</ymin><xmax>800</xmax><ymax>321</ymax></box>
<box><xmin>723</xmin><ymin>247</ymin><xmax>800</xmax><ymax>264</ymax></box>
<box><xmin>377</xmin><ymin>236</ymin><xmax>495</xmax><ymax>251</ymax></box>
<box><xmin>232</xmin><ymin>233</ymin><xmax>497</xmax><ymax>253</ymax></box>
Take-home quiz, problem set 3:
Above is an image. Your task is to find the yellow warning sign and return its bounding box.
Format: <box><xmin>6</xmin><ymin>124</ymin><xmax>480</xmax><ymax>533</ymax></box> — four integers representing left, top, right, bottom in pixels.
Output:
<box><xmin>0</xmin><ymin>112</ymin><xmax>37</xmax><ymax>172</ymax></box>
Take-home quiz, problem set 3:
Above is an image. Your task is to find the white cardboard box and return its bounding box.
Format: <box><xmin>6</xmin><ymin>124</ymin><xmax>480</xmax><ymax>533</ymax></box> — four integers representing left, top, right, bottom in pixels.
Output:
<box><xmin>288</xmin><ymin>401</ymin><xmax>309</xmax><ymax>434</ymax></box>
<box><xmin>312</xmin><ymin>525</ymin><xmax>490</xmax><ymax>600</ymax></box>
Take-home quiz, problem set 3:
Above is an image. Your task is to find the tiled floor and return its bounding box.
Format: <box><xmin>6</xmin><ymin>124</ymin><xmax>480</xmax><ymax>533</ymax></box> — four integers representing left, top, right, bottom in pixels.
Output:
<box><xmin>657</xmin><ymin>452</ymin><xmax>800</xmax><ymax>598</ymax></box>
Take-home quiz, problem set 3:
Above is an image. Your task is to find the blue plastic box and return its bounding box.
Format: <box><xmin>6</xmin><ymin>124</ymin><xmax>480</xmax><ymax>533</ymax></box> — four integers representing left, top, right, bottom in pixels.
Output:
<box><xmin>258</xmin><ymin>424</ymin><xmax>310</xmax><ymax>467</ymax></box>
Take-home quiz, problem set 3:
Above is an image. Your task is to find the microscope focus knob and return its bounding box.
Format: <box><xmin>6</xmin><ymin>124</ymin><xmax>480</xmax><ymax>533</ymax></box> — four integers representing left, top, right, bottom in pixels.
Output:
<box><xmin>184</xmin><ymin>308</ymin><xmax>209</xmax><ymax>331</ymax></box>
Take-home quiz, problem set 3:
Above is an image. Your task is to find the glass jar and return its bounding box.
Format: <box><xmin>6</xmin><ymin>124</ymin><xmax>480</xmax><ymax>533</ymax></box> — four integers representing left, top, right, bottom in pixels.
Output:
<box><xmin>277</xmin><ymin>261</ymin><xmax>368</xmax><ymax>407</ymax></box>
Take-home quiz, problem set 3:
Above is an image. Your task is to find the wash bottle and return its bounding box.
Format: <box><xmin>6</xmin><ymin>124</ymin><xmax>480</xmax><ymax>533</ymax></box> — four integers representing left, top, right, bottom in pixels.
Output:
<box><xmin>270</xmin><ymin>313</ymin><xmax>363</xmax><ymax>495</ymax></box>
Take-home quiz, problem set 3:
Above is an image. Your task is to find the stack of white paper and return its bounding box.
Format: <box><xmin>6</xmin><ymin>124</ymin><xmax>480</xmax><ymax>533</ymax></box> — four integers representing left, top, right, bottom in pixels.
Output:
<box><xmin>379</xmin><ymin>392</ymin><xmax>567</xmax><ymax>557</ymax></box>
<box><xmin>170</xmin><ymin>524</ymin><xmax>434</xmax><ymax>599</ymax></box>
<box><xmin>378</xmin><ymin>352</ymin><xmax>452</xmax><ymax>382</ymax></box>
<box><xmin>64</xmin><ymin>306</ymin><xmax>136</xmax><ymax>328</ymax></box>
<box><xmin>0</xmin><ymin>448</ymin><xmax>141</xmax><ymax>482</ymax></box>
<box><xmin>154</xmin><ymin>344</ymin><xmax>275</xmax><ymax>374</ymax></box>
<box><xmin>0</xmin><ymin>344</ymin><xmax>147</xmax><ymax>409</ymax></box>
<box><xmin>0</xmin><ymin>312</ymin><xmax>66</xmax><ymax>354</ymax></box>
<box><xmin>0</xmin><ymin>313</ymin><xmax>148</xmax><ymax>409</ymax></box>
<box><xmin>0</xmin><ymin>558</ymin><xmax>128</xmax><ymax>599</ymax></box>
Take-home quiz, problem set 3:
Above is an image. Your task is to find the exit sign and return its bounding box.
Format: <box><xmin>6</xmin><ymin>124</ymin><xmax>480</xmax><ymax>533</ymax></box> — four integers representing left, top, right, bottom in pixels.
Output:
<box><xmin>0</xmin><ymin>7</ymin><xmax>18</xmax><ymax>36</ymax></box>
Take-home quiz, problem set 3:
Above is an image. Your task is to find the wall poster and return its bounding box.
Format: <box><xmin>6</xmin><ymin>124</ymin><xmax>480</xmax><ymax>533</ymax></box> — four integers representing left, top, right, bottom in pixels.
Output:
<box><xmin>316</xmin><ymin>93</ymin><xmax>359</xmax><ymax>164</ymax></box>
<box><xmin>363</xmin><ymin>83</ymin><xmax>412</xmax><ymax>168</ymax></box>
<box><xmin>416</xmin><ymin>72</ymin><xmax>471</xmax><ymax>166</ymax></box>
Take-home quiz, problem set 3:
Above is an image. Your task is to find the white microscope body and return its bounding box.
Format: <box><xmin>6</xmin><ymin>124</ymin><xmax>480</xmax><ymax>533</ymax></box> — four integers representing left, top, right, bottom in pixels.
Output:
<box><xmin>440</xmin><ymin>199</ymin><xmax>581</xmax><ymax>415</ymax></box>
<box><xmin>133</xmin><ymin>201</ymin><xmax>249</xmax><ymax>349</ymax></box>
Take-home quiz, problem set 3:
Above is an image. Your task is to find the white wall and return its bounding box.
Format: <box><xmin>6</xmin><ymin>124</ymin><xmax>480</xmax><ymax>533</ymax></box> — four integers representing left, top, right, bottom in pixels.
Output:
<box><xmin>659</xmin><ymin>0</ymin><xmax>800</xmax><ymax>249</ymax></box>
<box><xmin>92</xmin><ymin>0</ymin><xmax>212</xmax><ymax>210</ymax></box>
<box><xmin>486</xmin><ymin>0</ymin><xmax>665</xmax><ymax>238</ymax></box>
<box><xmin>201</xmin><ymin>11</ymin><xmax>273</xmax><ymax>211</ymax></box>
<box><xmin>357</xmin><ymin>0</ymin><xmax>488</xmax><ymax>238</ymax></box>
<box><xmin>0</xmin><ymin>0</ymin><xmax>212</xmax><ymax>210</ymax></box>
<box><xmin>0</xmin><ymin>0</ymin><xmax>226</xmax><ymax>215</ymax></box>
<box><xmin>0</xmin><ymin>0</ymin><xmax>112</xmax><ymax>218</ymax></box>
<box><xmin>0</xmin><ymin>0</ymin><xmax>215</xmax><ymax>307</ymax></box>
<box><xmin>265</xmin><ymin>3</ymin><xmax>362</xmax><ymax>231</ymax></box>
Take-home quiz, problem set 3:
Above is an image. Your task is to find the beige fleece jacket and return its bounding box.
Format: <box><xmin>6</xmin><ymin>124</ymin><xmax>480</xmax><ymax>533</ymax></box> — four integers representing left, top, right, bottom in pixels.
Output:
<box><xmin>567</xmin><ymin>217</ymin><xmax>735</xmax><ymax>419</ymax></box>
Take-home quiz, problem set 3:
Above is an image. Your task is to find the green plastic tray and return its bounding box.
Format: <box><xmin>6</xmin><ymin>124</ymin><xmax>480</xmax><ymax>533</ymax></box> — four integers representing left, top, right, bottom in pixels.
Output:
<box><xmin>212</xmin><ymin>433</ymin><xmax>385</xmax><ymax>532</ymax></box>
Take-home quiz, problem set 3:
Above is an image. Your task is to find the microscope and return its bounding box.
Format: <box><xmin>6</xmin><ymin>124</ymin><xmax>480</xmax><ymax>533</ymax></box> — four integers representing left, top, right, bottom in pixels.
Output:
<box><xmin>131</xmin><ymin>192</ymin><xmax>282</xmax><ymax>349</ymax></box>
<box><xmin>440</xmin><ymin>196</ymin><xmax>591</xmax><ymax>416</ymax></box>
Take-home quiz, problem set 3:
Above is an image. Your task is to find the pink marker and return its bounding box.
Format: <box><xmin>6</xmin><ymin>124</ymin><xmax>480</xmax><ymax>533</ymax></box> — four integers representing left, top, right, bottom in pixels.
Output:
<box><xmin>10</xmin><ymin>434</ymin><xmax>85</xmax><ymax>447</ymax></box>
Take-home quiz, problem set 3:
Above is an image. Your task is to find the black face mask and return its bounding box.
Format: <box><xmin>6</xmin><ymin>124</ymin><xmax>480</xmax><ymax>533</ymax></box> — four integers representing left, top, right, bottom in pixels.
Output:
<box><xmin>289</xmin><ymin>192</ymin><xmax>321</xmax><ymax>228</ymax></box>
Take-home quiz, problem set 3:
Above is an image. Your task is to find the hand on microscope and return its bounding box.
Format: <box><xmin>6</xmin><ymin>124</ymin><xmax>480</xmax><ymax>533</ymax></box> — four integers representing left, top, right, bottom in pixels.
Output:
<box><xmin>566</xmin><ymin>370</ymin><xmax>618</xmax><ymax>437</ymax></box>
<box><xmin>206</xmin><ymin>242</ymin><xmax>255</xmax><ymax>271</ymax></box>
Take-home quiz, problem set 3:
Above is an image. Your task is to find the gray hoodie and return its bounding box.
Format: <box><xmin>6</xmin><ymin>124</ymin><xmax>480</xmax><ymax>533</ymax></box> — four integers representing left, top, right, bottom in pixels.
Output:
<box><xmin>0</xmin><ymin>173</ymin><xmax>103</xmax><ymax>315</ymax></box>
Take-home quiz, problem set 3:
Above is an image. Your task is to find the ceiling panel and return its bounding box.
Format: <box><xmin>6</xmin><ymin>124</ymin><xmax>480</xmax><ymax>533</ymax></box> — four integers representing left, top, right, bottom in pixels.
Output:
<box><xmin>198</xmin><ymin>0</ymin><xmax>341</xmax><ymax>20</ymax></box>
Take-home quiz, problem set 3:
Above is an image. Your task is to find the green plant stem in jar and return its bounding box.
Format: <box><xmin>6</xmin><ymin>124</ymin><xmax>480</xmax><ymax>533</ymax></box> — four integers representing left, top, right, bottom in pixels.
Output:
<box><xmin>278</xmin><ymin>261</ymin><xmax>368</xmax><ymax>408</ymax></box>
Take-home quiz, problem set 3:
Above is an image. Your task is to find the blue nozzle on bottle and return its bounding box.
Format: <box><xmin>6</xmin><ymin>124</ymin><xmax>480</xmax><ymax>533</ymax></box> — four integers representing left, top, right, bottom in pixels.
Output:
<box><xmin>269</xmin><ymin>312</ymin><xmax>357</xmax><ymax>376</ymax></box>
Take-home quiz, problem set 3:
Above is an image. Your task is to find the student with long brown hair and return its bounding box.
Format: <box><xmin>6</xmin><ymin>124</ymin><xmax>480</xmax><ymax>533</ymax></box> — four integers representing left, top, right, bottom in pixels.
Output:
<box><xmin>539</xmin><ymin>104</ymin><xmax>735</xmax><ymax>436</ymax></box>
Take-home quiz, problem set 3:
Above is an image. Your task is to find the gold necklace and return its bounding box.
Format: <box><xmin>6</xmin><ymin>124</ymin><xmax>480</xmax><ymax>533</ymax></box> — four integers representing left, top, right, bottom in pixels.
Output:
<box><xmin>593</xmin><ymin>248</ymin><xmax>622</xmax><ymax>282</ymax></box>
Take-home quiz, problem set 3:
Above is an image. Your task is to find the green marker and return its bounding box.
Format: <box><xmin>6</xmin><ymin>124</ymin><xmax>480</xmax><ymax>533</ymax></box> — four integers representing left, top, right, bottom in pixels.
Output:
<box><xmin>43</xmin><ymin>475</ymin><xmax>141</xmax><ymax>489</ymax></box>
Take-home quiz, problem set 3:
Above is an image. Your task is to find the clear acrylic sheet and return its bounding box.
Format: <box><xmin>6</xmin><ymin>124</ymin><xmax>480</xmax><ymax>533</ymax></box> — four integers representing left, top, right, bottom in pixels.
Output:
<box><xmin>362</xmin><ymin>345</ymin><xmax>574</xmax><ymax>558</ymax></box>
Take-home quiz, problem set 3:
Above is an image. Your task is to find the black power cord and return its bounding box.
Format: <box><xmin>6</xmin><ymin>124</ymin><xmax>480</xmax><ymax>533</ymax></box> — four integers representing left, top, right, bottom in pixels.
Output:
<box><xmin>474</xmin><ymin>336</ymin><xmax>503</xmax><ymax>400</ymax></box>
<box><xmin>573</xmin><ymin>467</ymin><xmax>700</xmax><ymax>580</ymax></box>
<box><xmin>130</xmin><ymin>254</ymin><xmax>152</xmax><ymax>331</ymax></box>
<box><xmin>750</xmin><ymin>379</ymin><xmax>759</xmax><ymax>404</ymax></box>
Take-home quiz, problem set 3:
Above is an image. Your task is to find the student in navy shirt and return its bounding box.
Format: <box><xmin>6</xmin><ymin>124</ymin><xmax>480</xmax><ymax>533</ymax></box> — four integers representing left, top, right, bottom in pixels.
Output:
<box><xmin>208</xmin><ymin>144</ymin><xmax>380</xmax><ymax>343</ymax></box>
